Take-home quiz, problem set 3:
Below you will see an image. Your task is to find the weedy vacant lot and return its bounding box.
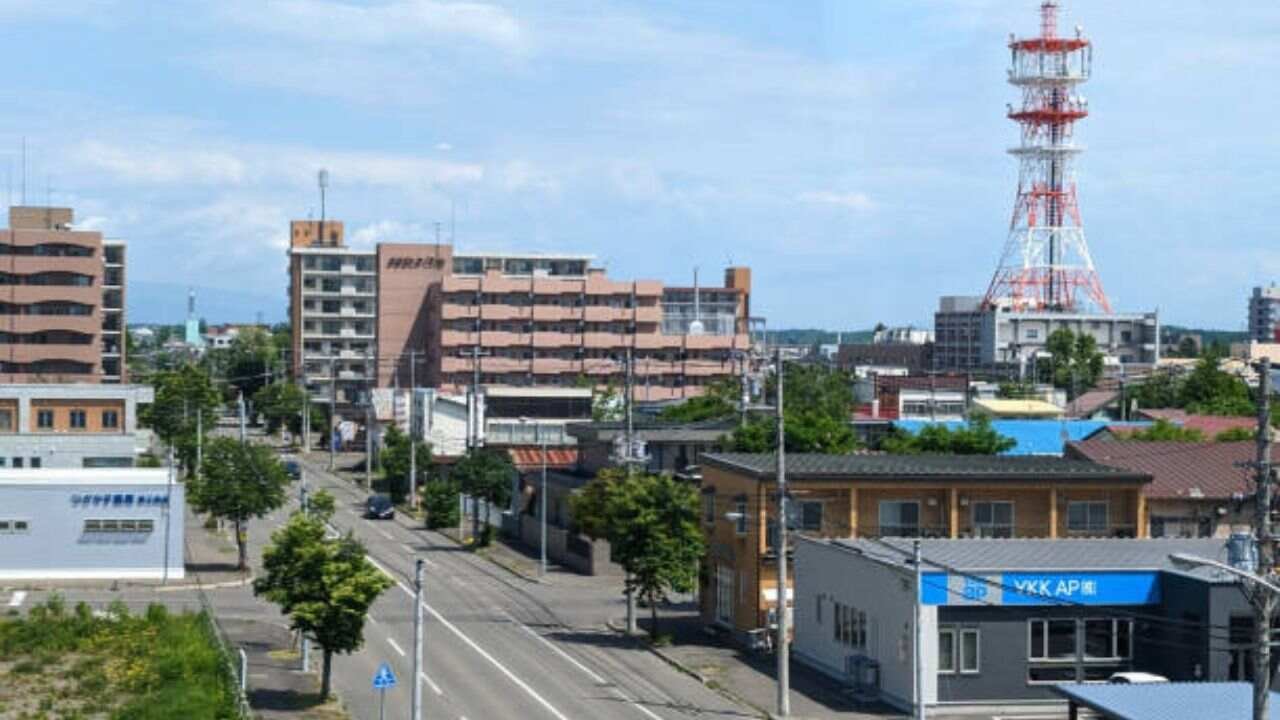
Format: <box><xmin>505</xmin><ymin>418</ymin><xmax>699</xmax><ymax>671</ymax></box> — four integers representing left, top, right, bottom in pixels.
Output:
<box><xmin>0</xmin><ymin>596</ymin><xmax>240</xmax><ymax>720</ymax></box>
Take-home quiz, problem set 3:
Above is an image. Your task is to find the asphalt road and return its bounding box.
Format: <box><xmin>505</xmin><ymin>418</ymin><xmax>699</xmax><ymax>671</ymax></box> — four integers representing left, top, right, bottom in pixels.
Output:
<box><xmin>288</xmin><ymin>456</ymin><xmax>758</xmax><ymax>720</ymax></box>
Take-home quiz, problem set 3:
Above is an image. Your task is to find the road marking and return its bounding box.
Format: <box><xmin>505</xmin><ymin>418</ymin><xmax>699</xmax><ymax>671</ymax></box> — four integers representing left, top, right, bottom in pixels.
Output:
<box><xmin>614</xmin><ymin>688</ymin><xmax>665</xmax><ymax>720</ymax></box>
<box><xmin>387</xmin><ymin>637</ymin><xmax>406</xmax><ymax>657</ymax></box>
<box><xmin>419</xmin><ymin>671</ymin><xmax>443</xmax><ymax>696</ymax></box>
<box><xmin>7</xmin><ymin>591</ymin><xmax>26</xmax><ymax>608</ymax></box>
<box><xmin>376</xmin><ymin>527</ymin><xmax>394</xmax><ymax>541</ymax></box>
<box><xmin>368</xmin><ymin>614</ymin><xmax>379</xmax><ymax>626</ymax></box>
<box><xmin>372</xmin><ymin>557</ymin><xmax>570</xmax><ymax>720</ymax></box>
<box><xmin>505</xmin><ymin>612</ymin><xmax>606</xmax><ymax>685</ymax></box>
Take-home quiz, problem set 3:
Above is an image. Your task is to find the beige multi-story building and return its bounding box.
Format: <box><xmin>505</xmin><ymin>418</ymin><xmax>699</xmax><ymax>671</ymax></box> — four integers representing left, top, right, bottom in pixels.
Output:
<box><xmin>286</xmin><ymin>220</ymin><xmax>377</xmax><ymax>420</ymax></box>
<box><xmin>289</xmin><ymin>220</ymin><xmax>754</xmax><ymax>420</ymax></box>
<box><xmin>0</xmin><ymin>206</ymin><xmax>126</xmax><ymax>384</ymax></box>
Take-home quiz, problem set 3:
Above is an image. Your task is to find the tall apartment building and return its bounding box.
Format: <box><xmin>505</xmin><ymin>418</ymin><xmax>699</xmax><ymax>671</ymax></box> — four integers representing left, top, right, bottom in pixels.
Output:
<box><xmin>1248</xmin><ymin>285</ymin><xmax>1280</xmax><ymax>343</ymax></box>
<box><xmin>286</xmin><ymin>220</ymin><xmax>377</xmax><ymax>420</ymax></box>
<box><xmin>1</xmin><ymin>206</ymin><xmax>126</xmax><ymax>383</ymax></box>
<box><xmin>289</xmin><ymin>221</ymin><xmax>753</xmax><ymax>420</ymax></box>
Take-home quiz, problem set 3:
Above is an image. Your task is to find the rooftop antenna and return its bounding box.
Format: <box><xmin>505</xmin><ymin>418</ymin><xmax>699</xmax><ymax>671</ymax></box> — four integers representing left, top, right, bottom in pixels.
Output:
<box><xmin>21</xmin><ymin>137</ymin><xmax>26</xmax><ymax>206</ymax></box>
<box><xmin>317</xmin><ymin>168</ymin><xmax>329</xmax><ymax>245</ymax></box>
<box><xmin>689</xmin><ymin>267</ymin><xmax>704</xmax><ymax>336</ymax></box>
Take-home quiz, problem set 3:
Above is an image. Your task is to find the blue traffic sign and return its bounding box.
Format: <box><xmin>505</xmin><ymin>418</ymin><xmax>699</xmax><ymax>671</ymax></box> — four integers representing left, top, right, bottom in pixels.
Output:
<box><xmin>372</xmin><ymin>662</ymin><xmax>398</xmax><ymax>690</ymax></box>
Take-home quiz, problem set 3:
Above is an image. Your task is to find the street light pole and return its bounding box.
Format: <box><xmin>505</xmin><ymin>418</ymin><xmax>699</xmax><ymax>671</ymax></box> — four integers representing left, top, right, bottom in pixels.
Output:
<box><xmin>1252</xmin><ymin>359</ymin><xmax>1273</xmax><ymax>720</ymax></box>
<box><xmin>775</xmin><ymin>346</ymin><xmax>790</xmax><ymax>717</ymax></box>
<box><xmin>539</xmin><ymin>422</ymin><xmax>548</xmax><ymax>579</ymax></box>
<box><xmin>411</xmin><ymin>557</ymin><xmax>424</xmax><ymax>720</ymax></box>
<box><xmin>409</xmin><ymin>350</ymin><xmax>418</xmax><ymax>512</ymax></box>
<box><xmin>914</xmin><ymin>539</ymin><xmax>926</xmax><ymax>720</ymax></box>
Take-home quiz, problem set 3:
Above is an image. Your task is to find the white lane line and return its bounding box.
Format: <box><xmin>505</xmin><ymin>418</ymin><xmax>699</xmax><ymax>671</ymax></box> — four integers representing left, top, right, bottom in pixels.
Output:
<box><xmin>613</xmin><ymin>688</ymin><xmax>664</xmax><ymax>720</ymax></box>
<box><xmin>419</xmin><ymin>671</ymin><xmax>443</xmax><ymax>696</ymax></box>
<box><xmin>368</xmin><ymin>614</ymin><xmax>379</xmax><ymax>626</ymax></box>
<box><xmin>376</xmin><ymin>527</ymin><xmax>395</xmax><ymax>541</ymax></box>
<box><xmin>504</xmin><ymin>612</ymin><xmax>606</xmax><ymax>685</ymax></box>
<box><xmin>387</xmin><ymin>637</ymin><xmax>406</xmax><ymax>657</ymax></box>
<box><xmin>7</xmin><ymin>591</ymin><xmax>26</xmax><ymax>608</ymax></box>
<box><xmin>372</xmin><ymin>557</ymin><xmax>569</xmax><ymax>720</ymax></box>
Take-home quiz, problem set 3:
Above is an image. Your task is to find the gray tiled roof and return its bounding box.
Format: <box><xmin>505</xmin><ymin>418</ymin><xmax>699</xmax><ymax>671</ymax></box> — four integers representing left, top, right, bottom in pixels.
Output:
<box><xmin>703</xmin><ymin>452</ymin><xmax>1150</xmax><ymax>483</ymax></box>
<box><xmin>824</xmin><ymin>536</ymin><xmax>1229</xmax><ymax>573</ymax></box>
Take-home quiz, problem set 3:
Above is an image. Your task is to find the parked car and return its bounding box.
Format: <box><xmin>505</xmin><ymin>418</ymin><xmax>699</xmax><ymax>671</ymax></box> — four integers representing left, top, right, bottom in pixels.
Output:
<box><xmin>1108</xmin><ymin>672</ymin><xmax>1168</xmax><ymax>684</ymax></box>
<box><xmin>283</xmin><ymin>460</ymin><xmax>302</xmax><ymax>481</ymax></box>
<box><xmin>366</xmin><ymin>494</ymin><xmax>395</xmax><ymax>520</ymax></box>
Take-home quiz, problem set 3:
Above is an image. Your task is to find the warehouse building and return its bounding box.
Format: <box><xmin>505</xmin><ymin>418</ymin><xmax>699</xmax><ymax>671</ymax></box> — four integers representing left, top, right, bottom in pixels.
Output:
<box><xmin>0</xmin><ymin>468</ymin><xmax>184</xmax><ymax>580</ymax></box>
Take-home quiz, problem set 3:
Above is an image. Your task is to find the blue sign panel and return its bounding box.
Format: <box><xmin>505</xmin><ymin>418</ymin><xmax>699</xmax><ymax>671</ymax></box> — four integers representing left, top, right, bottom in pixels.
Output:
<box><xmin>372</xmin><ymin>662</ymin><xmax>397</xmax><ymax>690</ymax></box>
<box><xmin>921</xmin><ymin>571</ymin><xmax>1161</xmax><ymax>607</ymax></box>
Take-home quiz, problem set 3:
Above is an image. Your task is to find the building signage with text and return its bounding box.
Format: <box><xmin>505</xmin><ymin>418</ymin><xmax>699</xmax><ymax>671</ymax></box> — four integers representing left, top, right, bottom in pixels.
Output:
<box><xmin>920</xmin><ymin>571</ymin><xmax>1161</xmax><ymax>606</ymax></box>
<box><xmin>385</xmin><ymin>257</ymin><xmax>446</xmax><ymax>270</ymax></box>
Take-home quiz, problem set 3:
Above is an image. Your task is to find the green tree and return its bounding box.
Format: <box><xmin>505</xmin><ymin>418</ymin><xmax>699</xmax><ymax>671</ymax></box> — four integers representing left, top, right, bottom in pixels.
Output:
<box><xmin>572</xmin><ymin>471</ymin><xmax>704</xmax><ymax>638</ymax></box>
<box><xmin>882</xmin><ymin>415</ymin><xmax>1016</xmax><ymax>455</ymax></box>
<box><xmin>454</xmin><ymin>448</ymin><xmax>514</xmax><ymax>543</ymax></box>
<box><xmin>658</xmin><ymin>377</ymin><xmax>738</xmax><ymax>422</ymax></box>
<box><xmin>727</xmin><ymin>364</ymin><xmax>858</xmax><ymax>453</ymax></box>
<box><xmin>1180</xmin><ymin>349</ymin><xmax>1254</xmax><ymax>416</ymax></box>
<box><xmin>222</xmin><ymin>327</ymin><xmax>279</xmax><ymax>401</ymax></box>
<box><xmin>305</xmin><ymin>488</ymin><xmax>337</xmax><ymax>520</ymax></box>
<box><xmin>1043</xmin><ymin>328</ymin><xmax>1103</xmax><ymax>399</ymax></box>
<box><xmin>380</xmin><ymin>425</ymin><xmax>432</xmax><ymax>505</ymax></box>
<box><xmin>1131</xmin><ymin>369</ymin><xmax>1181</xmax><ymax>410</ymax></box>
<box><xmin>187</xmin><ymin>438</ymin><xmax>292</xmax><ymax>570</ymax></box>
<box><xmin>254</xmin><ymin>381</ymin><xmax>305</xmax><ymax>435</ymax></box>
<box><xmin>143</xmin><ymin>363</ymin><xmax>221</xmax><ymax>473</ymax></box>
<box><xmin>1216</xmin><ymin>426</ymin><xmax>1256</xmax><ymax>442</ymax></box>
<box><xmin>1122</xmin><ymin>419</ymin><xmax>1205</xmax><ymax>442</ymax></box>
<box><xmin>254</xmin><ymin>513</ymin><xmax>392</xmax><ymax>701</ymax></box>
<box><xmin>422</xmin><ymin>477</ymin><xmax>461</xmax><ymax>529</ymax></box>
<box><xmin>592</xmin><ymin>383</ymin><xmax>624</xmax><ymax>421</ymax></box>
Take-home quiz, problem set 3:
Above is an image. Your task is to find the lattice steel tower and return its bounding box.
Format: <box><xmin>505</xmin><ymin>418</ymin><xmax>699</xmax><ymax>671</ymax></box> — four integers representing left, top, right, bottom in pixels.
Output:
<box><xmin>983</xmin><ymin>1</ymin><xmax>1111</xmax><ymax>313</ymax></box>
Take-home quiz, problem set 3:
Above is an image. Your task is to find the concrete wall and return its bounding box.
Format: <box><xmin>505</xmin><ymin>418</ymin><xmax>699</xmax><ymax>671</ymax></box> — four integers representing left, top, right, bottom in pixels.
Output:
<box><xmin>0</xmin><ymin>434</ymin><xmax>138</xmax><ymax>468</ymax></box>
<box><xmin>0</xmin><ymin>471</ymin><xmax>184</xmax><ymax>579</ymax></box>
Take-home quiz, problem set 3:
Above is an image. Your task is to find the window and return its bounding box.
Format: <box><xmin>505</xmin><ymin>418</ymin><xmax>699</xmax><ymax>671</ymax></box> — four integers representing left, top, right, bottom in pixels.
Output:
<box><xmin>960</xmin><ymin>629</ymin><xmax>980</xmax><ymax>673</ymax></box>
<box><xmin>703</xmin><ymin>492</ymin><xmax>716</xmax><ymax>524</ymax></box>
<box><xmin>0</xmin><ymin>409</ymin><xmax>11</xmax><ymax>431</ymax></box>
<box><xmin>832</xmin><ymin>602</ymin><xmax>867</xmax><ymax>650</ymax></box>
<box><xmin>84</xmin><ymin>519</ymin><xmax>154</xmax><ymax>534</ymax></box>
<box><xmin>734</xmin><ymin>500</ymin><xmax>747</xmax><ymax>535</ymax></box>
<box><xmin>1084</xmin><ymin>619</ymin><xmax>1133</xmax><ymax>660</ymax></box>
<box><xmin>29</xmin><ymin>457</ymin><xmax>39</xmax><ymax>469</ymax></box>
<box><xmin>1029</xmin><ymin>619</ymin><xmax>1077</xmax><ymax>661</ymax></box>
<box><xmin>939</xmin><ymin>628</ymin><xmax>957</xmax><ymax>673</ymax></box>
<box><xmin>12</xmin><ymin>457</ymin><xmax>22</xmax><ymax>468</ymax></box>
<box><xmin>36</xmin><ymin>409</ymin><xmax>53</xmax><ymax>429</ymax></box>
<box><xmin>879</xmin><ymin>500</ymin><xmax>920</xmax><ymax>537</ymax></box>
<box><xmin>815</xmin><ymin>595</ymin><xmax>823</xmax><ymax>625</ymax></box>
<box><xmin>972</xmin><ymin>501</ymin><xmax>1014</xmax><ymax>538</ymax></box>
<box><xmin>0</xmin><ymin>519</ymin><xmax>30</xmax><ymax>534</ymax></box>
<box><xmin>102</xmin><ymin>410</ymin><xmax>119</xmax><ymax>429</ymax></box>
<box><xmin>70</xmin><ymin>409</ymin><xmax>87</xmax><ymax>429</ymax></box>
<box><xmin>1067</xmin><ymin>501</ymin><xmax>1108</xmax><ymax>534</ymax></box>
<box><xmin>715</xmin><ymin>565</ymin><xmax>734</xmax><ymax>624</ymax></box>
<box><xmin>798</xmin><ymin>501</ymin><xmax>823</xmax><ymax>532</ymax></box>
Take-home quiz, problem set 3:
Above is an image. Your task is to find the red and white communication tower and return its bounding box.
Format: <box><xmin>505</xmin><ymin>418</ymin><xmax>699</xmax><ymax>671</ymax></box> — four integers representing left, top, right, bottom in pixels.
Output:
<box><xmin>982</xmin><ymin>1</ymin><xmax>1111</xmax><ymax>314</ymax></box>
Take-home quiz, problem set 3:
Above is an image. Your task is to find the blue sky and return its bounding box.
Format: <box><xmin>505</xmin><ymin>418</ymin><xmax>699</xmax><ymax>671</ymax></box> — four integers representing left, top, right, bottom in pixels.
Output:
<box><xmin>1</xmin><ymin>1</ymin><xmax>1276</xmax><ymax>328</ymax></box>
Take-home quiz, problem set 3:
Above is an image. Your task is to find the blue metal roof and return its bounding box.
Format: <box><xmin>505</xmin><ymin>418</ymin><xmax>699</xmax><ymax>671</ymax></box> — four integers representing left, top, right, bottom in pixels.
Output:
<box><xmin>892</xmin><ymin>419</ymin><xmax>1151</xmax><ymax>456</ymax></box>
<box><xmin>1052</xmin><ymin>682</ymin><xmax>1280</xmax><ymax>720</ymax></box>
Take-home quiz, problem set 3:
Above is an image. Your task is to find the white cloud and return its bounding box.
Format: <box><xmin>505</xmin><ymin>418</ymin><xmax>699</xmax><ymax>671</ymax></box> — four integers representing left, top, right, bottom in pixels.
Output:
<box><xmin>796</xmin><ymin>190</ymin><xmax>876</xmax><ymax>212</ymax></box>
<box><xmin>64</xmin><ymin>139</ymin><xmax>483</xmax><ymax>190</ymax></box>
<box><xmin>435</xmin><ymin>142</ymin><xmax>453</xmax><ymax>151</ymax></box>
<box><xmin>498</xmin><ymin>160</ymin><xmax>559</xmax><ymax>195</ymax></box>
<box><xmin>214</xmin><ymin>0</ymin><xmax>523</xmax><ymax>50</ymax></box>
<box><xmin>350</xmin><ymin>219</ymin><xmax>430</xmax><ymax>248</ymax></box>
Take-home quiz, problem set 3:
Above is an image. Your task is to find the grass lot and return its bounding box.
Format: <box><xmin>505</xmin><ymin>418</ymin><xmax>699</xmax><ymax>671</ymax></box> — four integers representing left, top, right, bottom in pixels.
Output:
<box><xmin>0</xmin><ymin>596</ymin><xmax>241</xmax><ymax>720</ymax></box>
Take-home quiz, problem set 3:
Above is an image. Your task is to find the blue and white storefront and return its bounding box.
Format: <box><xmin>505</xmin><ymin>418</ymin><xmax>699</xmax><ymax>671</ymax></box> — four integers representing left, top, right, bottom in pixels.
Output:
<box><xmin>0</xmin><ymin>469</ymin><xmax>184</xmax><ymax>580</ymax></box>
<box><xmin>793</xmin><ymin>536</ymin><xmax>1241</xmax><ymax>714</ymax></box>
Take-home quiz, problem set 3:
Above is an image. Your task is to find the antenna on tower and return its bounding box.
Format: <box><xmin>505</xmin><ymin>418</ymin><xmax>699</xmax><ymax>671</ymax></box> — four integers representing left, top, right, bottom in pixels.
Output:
<box><xmin>317</xmin><ymin>168</ymin><xmax>329</xmax><ymax>246</ymax></box>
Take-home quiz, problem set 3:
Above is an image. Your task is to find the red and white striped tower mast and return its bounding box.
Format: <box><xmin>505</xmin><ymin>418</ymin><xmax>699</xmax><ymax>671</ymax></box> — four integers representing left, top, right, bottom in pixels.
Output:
<box><xmin>982</xmin><ymin>1</ymin><xmax>1111</xmax><ymax>313</ymax></box>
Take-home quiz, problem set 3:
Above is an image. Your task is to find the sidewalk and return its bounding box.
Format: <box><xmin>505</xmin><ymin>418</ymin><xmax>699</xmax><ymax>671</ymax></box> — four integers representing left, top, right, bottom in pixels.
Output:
<box><xmin>616</xmin><ymin>609</ymin><xmax>904</xmax><ymax>720</ymax></box>
<box><xmin>187</xmin><ymin>506</ymin><xmax>350</xmax><ymax>719</ymax></box>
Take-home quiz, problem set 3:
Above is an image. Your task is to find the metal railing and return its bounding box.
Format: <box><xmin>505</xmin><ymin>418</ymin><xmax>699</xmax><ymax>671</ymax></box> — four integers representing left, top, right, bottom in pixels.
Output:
<box><xmin>193</xmin><ymin>575</ymin><xmax>253</xmax><ymax>718</ymax></box>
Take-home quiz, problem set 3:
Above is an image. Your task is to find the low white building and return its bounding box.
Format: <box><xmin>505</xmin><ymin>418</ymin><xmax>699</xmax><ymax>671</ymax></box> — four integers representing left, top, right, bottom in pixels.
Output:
<box><xmin>0</xmin><ymin>468</ymin><xmax>184</xmax><ymax>580</ymax></box>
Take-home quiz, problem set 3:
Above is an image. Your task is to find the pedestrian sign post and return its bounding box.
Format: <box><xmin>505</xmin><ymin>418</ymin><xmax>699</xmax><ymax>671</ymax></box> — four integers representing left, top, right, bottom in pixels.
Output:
<box><xmin>372</xmin><ymin>662</ymin><xmax>397</xmax><ymax>720</ymax></box>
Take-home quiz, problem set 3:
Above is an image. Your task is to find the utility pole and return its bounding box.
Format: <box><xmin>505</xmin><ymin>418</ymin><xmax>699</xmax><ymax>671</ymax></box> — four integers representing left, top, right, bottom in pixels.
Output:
<box><xmin>408</xmin><ymin>350</ymin><xmax>418</xmax><ymax>512</ymax></box>
<box><xmin>412</xmin><ymin>557</ymin><xmax>425</xmax><ymax>720</ymax></box>
<box><xmin>623</xmin><ymin>346</ymin><xmax>638</xmax><ymax>634</ymax></box>
<box><xmin>1253</xmin><ymin>357</ymin><xmax>1274</xmax><ymax>720</ymax></box>
<box><xmin>539</xmin><ymin>422</ymin><xmax>548</xmax><ymax>578</ymax></box>
<box><xmin>774</xmin><ymin>346</ymin><xmax>790</xmax><ymax>717</ymax></box>
<box><xmin>914</xmin><ymin>539</ymin><xmax>925</xmax><ymax>720</ymax></box>
<box><xmin>195</xmin><ymin>408</ymin><xmax>203</xmax><ymax>478</ymax></box>
<box><xmin>238</xmin><ymin>391</ymin><xmax>247</xmax><ymax>444</ymax></box>
<box><xmin>329</xmin><ymin>352</ymin><xmax>337</xmax><ymax>471</ymax></box>
<box><xmin>739</xmin><ymin>350</ymin><xmax>750</xmax><ymax>427</ymax></box>
<box><xmin>300</xmin><ymin>479</ymin><xmax>310</xmax><ymax>671</ymax></box>
<box><xmin>364</xmin><ymin>350</ymin><xmax>372</xmax><ymax>488</ymax></box>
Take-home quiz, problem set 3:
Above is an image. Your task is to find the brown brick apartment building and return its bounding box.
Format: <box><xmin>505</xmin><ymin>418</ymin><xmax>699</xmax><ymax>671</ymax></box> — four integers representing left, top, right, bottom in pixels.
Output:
<box><xmin>288</xmin><ymin>220</ymin><xmax>753</xmax><ymax>420</ymax></box>
<box><xmin>697</xmin><ymin>452</ymin><xmax>1151</xmax><ymax>637</ymax></box>
<box><xmin>1</xmin><ymin>206</ymin><xmax>126</xmax><ymax>383</ymax></box>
